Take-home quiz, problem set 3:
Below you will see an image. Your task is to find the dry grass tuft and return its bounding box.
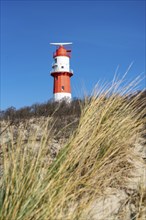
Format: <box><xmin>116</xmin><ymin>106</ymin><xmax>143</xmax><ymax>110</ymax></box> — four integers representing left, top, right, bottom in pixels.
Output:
<box><xmin>0</xmin><ymin>78</ymin><xmax>145</xmax><ymax>219</ymax></box>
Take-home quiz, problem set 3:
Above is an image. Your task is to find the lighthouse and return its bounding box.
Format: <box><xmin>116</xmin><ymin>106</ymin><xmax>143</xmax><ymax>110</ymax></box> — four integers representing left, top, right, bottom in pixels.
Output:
<box><xmin>50</xmin><ymin>42</ymin><xmax>73</xmax><ymax>102</ymax></box>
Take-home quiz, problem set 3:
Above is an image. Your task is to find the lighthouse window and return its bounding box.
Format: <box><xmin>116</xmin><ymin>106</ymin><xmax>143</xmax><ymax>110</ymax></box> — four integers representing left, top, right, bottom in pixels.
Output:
<box><xmin>55</xmin><ymin>58</ymin><xmax>57</xmax><ymax>63</ymax></box>
<box><xmin>55</xmin><ymin>76</ymin><xmax>58</xmax><ymax>80</ymax></box>
<box><xmin>61</xmin><ymin>66</ymin><xmax>64</xmax><ymax>68</ymax></box>
<box><xmin>62</xmin><ymin>86</ymin><xmax>65</xmax><ymax>91</ymax></box>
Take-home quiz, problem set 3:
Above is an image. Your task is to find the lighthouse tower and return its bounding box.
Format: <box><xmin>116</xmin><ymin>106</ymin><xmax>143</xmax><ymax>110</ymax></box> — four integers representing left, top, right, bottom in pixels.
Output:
<box><xmin>50</xmin><ymin>42</ymin><xmax>73</xmax><ymax>102</ymax></box>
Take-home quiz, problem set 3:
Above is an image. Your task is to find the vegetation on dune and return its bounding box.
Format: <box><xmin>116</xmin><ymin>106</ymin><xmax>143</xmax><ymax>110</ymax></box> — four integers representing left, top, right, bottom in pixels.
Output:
<box><xmin>0</xmin><ymin>78</ymin><xmax>145</xmax><ymax>219</ymax></box>
<box><xmin>0</xmin><ymin>99</ymin><xmax>82</xmax><ymax>121</ymax></box>
<box><xmin>0</xmin><ymin>99</ymin><xmax>82</xmax><ymax>140</ymax></box>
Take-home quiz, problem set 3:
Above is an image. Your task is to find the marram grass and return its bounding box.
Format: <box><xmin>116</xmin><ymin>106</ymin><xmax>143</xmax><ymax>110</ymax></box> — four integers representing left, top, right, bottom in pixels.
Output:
<box><xmin>0</xmin><ymin>79</ymin><xmax>145</xmax><ymax>220</ymax></box>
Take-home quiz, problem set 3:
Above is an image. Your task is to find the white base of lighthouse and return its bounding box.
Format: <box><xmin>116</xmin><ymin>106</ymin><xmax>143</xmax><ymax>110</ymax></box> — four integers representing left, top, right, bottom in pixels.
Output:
<box><xmin>54</xmin><ymin>92</ymin><xmax>72</xmax><ymax>102</ymax></box>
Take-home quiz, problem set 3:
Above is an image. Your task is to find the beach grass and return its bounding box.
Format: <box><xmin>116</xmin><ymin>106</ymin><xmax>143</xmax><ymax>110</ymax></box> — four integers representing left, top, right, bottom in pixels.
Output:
<box><xmin>0</xmin><ymin>78</ymin><xmax>145</xmax><ymax>220</ymax></box>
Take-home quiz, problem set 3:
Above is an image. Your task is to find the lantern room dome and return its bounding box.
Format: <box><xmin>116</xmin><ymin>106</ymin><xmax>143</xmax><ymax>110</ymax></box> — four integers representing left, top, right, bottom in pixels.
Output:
<box><xmin>53</xmin><ymin>46</ymin><xmax>71</xmax><ymax>58</ymax></box>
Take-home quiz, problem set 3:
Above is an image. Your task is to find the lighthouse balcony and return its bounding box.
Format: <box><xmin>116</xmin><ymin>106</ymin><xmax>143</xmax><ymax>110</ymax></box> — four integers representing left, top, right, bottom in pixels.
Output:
<box><xmin>50</xmin><ymin>69</ymin><xmax>73</xmax><ymax>74</ymax></box>
<box><xmin>52</xmin><ymin>63</ymin><xmax>58</xmax><ymax>68</ymax></box>
<box><xmin>50</xmin><ymin>69</ymin><xmax>73</xmax><ymax>76</ymax></box>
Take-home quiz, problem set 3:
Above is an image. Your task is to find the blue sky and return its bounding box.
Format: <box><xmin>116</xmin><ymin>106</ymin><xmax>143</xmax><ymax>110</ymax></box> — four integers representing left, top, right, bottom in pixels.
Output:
<box><xmin>1</xmin><ymin>0</ymin><xmax>145</xmax><ymax>110</ymax></box>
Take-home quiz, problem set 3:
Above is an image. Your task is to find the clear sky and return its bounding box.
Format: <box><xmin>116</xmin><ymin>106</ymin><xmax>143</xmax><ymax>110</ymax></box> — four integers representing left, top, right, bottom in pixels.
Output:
<box><xmin>1</xmin><ymin>0</ymin><xmax>145</xmax><ymax>110</ymax></box>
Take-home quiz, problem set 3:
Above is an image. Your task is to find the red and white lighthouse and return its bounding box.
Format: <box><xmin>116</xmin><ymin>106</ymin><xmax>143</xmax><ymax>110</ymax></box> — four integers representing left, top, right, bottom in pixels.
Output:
<box><xmin>50</xmin><ymin>42</ymin><xmax>73</xmax><ymax>102</ymax></box>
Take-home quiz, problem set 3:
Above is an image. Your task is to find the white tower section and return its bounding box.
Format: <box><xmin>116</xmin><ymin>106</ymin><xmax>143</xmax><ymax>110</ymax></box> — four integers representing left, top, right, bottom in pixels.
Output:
<box><xmin>52</xmin><ymin>56</ymin><xmax>70</xmax><ymax>72</ymax></box>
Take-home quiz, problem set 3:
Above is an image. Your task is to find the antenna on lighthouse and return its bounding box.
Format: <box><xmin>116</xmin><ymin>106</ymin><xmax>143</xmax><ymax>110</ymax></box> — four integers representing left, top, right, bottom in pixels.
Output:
<box><xmin>50</xmin><ymin>42</ymin><xmax>72</xmax><ymax>46</ymax></box>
